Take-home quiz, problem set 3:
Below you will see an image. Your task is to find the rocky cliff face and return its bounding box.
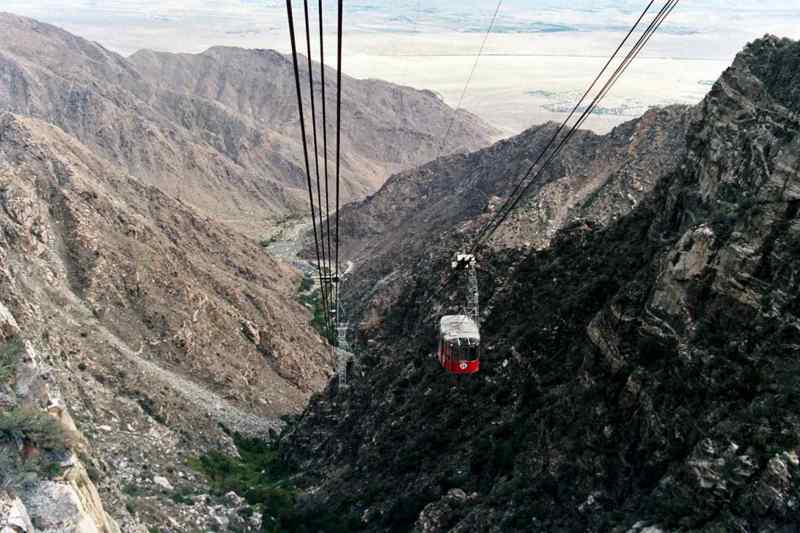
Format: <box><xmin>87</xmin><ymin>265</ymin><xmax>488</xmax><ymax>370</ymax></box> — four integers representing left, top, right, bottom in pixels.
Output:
<box><xmin>331</xmin><ymin>103</ymin><xmax>690</xmax><ymax>331</ymax></box>
<box><xmin>283</xmin><ymin>35</ymin><xmax>800</xmax><ymax>532</ymax></box>
<box><xmin>0</xmin><ymin>12</ymin><xmax>497</xmax><ymax>236</ymax></box>
<box><xmin>0</xmin><ymin>301</ymin><xmax>123</xmax><ymax>532</ymax></box>
<box><xmin>0</xmin><ymin>111</ymin><xmax>334</xmax><ymax>529</ymax></box>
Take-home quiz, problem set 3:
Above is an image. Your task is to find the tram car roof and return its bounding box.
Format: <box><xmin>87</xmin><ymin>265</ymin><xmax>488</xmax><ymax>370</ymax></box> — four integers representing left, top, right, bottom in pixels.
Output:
<box><xmin>439</xmin><ymin>315</ymin><xmax>480</xmax><ymax>341</ymax></box>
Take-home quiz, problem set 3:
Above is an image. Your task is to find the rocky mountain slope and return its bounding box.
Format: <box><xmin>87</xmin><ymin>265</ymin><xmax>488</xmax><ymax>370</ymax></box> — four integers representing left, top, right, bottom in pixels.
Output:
<box><xmin>129</xmin><ymin>46</ymin><xmax>494</xmax><ymax>193</ymax></box>
<box><xmin>1</xmin><ymin>302</ymin><xmax>122</xmax><ymax>532</ymax></box>
<box><xmin>283</xmin><ymin>35</ymin><xmax>800</xmax><ymax>532</ymax></box>
<box><xmin>0</xmin><ymin>111</ymin><xmax>335</xmax><ymax>530</ymax></box>
<box><xmin>331</xmin><ymin>102</ymin><xmax>690</xmax><ymax>331</ymax></box>
<box><xmin>0</xmin><ymin>12</ymin><xmax>497</xmax><ymax>236</ymax></box>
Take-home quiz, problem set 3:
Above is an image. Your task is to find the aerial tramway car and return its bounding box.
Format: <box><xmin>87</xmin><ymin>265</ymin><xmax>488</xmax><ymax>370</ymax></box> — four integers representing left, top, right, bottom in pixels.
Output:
<box><xmin>438</xmin><ymin>315</ymin><xmax>480</xmax><ymax>374</ymax></box>
<box><xmin>437</xmin><ymin>253</ymin><xmax>481</xmax><ymax>374</ymax></box>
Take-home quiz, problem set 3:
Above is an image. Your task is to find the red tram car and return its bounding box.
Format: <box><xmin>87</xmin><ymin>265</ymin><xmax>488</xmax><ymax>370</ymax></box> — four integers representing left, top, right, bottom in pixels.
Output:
<box><xmin>438</xmin><ymin>315</ymin><xmax>480</xmax><ymax>374</ymax></box>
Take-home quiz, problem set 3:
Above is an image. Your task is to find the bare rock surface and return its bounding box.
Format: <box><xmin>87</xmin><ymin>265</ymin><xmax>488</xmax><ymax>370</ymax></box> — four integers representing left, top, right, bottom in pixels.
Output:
<box><xmin>282</xmin><ymin>35</ymin><xmax>800</xmax><ymax>532</ymax></box>
<box><xmin>0</xmin><ymin>305</ymin><xmax>122</xmax><ymax>533</ymax></box>
<box><xmin>0</xmin><ymin>12</ymin><xmax>497</xmax><ymax>236</ymax></box>
<box><xmin>0</xmin><ymin>493</ymin><xmax>34</xmax><ymax>532</ymax></box>
<box><xmin>0</xmin><ymin>109</ymin><xmax>334</xmax><ymax>528</ymax></box>
<box><xmin>329</xmin><ymin>104</ymin><xmax>691</xmax><ymax>331</ymax></box>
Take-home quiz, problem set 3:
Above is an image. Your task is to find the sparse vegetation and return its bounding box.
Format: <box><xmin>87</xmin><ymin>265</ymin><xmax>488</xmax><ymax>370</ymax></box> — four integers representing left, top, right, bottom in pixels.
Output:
<box><xmin>188</xmin><ymin>432</ymin><xmax>359</xmax><ymax>532</ymax></box>
<box><xmin>122</xmin><ymin>482</ymin><xmax>147</xmax><ymax>497</ymax></box>
<box><xmin>0</xmin><ymin>338</ymin><xmax>23</xmax><ymax>383</ymax></box>
<box><xmin>188</xmin><ymin>433</ymin><xmax>296</xmax><ymax>530</ymax></box>
<box><xmin>188</xmin><ymin>433</ymin><xmax>292</xmax><ymax>503</ymax></box>
<box><xmin>296</xmin><ymin>274</ymin><xmax>335</xmax><ymax>344</ymax></box>
<box><xmin>0</xmin><ymin>407</ymin><xmax>73</xmax><ymax>453</ymax></box>
<box><xmin>43</xmin><ymin>461</ymin><xmax>64</xmax><ymax>479</ymax></box>
<box><xmin>581</xmin><ymin>186</ymin><xmax>604</xmax><ymax>210</ymax></box>
<box><xmin>169</xmin><ymin>488</ymin><xmax>195</xmax><ymax>505</ymax></box>
<box><xmin>0</xmin><ymin>441</ymin><xmax>69</xmax><ymax>489</ymax></box>
<box><xmin>259</xmin><ymin>237</ymin><xmax>278</xmax><ymax>248</ymax></box>
<box><xmin>0</xmin><ymin>446</ymin><xmax>25</xmax><ymax>489</ymax></box>
<box><xmin>298</xmin><ymin>272</ymin><xmax>314</xmax><ymax>294</ymax></box>
<box><xmin>309</xmin><ymin>296</ymin><xmax>336</xmax><ymax>345</ymax></box>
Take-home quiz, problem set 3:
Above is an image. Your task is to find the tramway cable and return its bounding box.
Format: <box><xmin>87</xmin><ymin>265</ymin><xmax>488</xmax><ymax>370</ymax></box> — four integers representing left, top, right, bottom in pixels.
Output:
<box><xmin>285</xmin><ymin>0</ymin><xmax>331</xmax><ymax>335</ymax></box>
<box><xmin>474</xmin><ymin>0</ymin><xmax>680</xmax><ymax>251</ymax></box>
<box><xmin>435</xmin><ymin>0</ymin><xmax>503</xmax><ymax>159</ymax></box>
<box><xmin>285</xmin><ymin>0</ymin><xmax>680</xmax><ymax>376</ymax></box>
<box><xmin>317</xmin><ymin>0</ymin><xmax>335</xmax><ymax>327</ymax></box>
<box><xmin>302</xmin><ymin>0</ymin><xmax>334</xmax><ymax>334</ymax></box>
<box><xmin>471</xmin><ymin>0</ymin><xmax>658</xmax><ymax>248</ymax></box>
<box><xmin>333</xmin><ymin>0</ymin><xmax>344</xmax><ymax>330</ymax></box>
<box><xmin>332</xmin><ymin>0</ymin><xmax>351</xmax><ymax>386</ymax></box>
<box><xmin>426</xmin><ymin>0</ymin><xmax>680</xmax><ymax>373</ymax></box>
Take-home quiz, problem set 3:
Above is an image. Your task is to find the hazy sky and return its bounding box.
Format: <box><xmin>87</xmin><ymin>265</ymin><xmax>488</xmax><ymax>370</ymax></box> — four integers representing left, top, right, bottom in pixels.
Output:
<box><xmin>5</xmin><ymin>1</ymin><xmax>800</xmax><ymax>133</ymax></box>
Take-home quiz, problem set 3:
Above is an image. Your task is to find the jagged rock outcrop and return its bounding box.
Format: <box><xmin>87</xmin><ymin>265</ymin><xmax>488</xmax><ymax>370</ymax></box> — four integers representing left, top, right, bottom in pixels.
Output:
<box><xmin>0</xmin><ymin>493</ymin><xmax>34</xmax><ymax>532</ymax></box>
<box><xmin>0</xmin><ymin>110</ymin><xmax>337</xmax><ymax>528</ymax></box>
<box><xmin>282</xmin><ymin>35</ymin><xmax>800</xmax><ymax>532</ymax></box>
<box><xmin>328</xmin><ymin>104</ymin><xmax>690</xmax><ymax>330</ymax></box>
<box><xmin>0</xmin><ymin>12</ymin><xmax>497</xmax><ymax>236</ymax></box>
<box><xmin>0</xmin><ymin>304</ymin><xmax>122</xmax><ymax>533</ymax></box>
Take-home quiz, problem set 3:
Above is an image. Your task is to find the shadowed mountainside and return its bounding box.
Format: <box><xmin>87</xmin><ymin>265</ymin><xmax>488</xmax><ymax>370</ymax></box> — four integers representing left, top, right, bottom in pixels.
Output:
<box><xmin>330</xmin><ymin>104</ymin><xmax>691</xmax><ymax>332</ymax></box>
<box><xmin>283</xmin><ymin>35</ymin><xmax>800</xmax><ymax>533</ymax></box>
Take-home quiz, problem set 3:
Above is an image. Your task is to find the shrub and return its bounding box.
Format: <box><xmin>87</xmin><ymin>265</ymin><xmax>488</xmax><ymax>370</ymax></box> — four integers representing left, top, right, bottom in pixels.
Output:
<box><xmin>276</xmin><ymin>506</ymin><xmax>365</xmax><ymax>533</ymax></box>
<box><xmin>189</xmin><ymin>433</ymin><xmax>363</xmax><ymax>531</ymax></box>
<box><xmin>0</xmin><ymin>446</ymin><xmax>24</xmax><ymax>489</ymax></box>
<box><xmin>188</xmin><ymin>433</ymin><xmax>296</xmax><ymax>516</ymax></box>
<box><xmin>0</xmin><ymin>408</ymin><xmax>73</xmax><ymax>452</ymax></box>
<box><xmin>382</xmin><ymin>494</ymin><xmax>430</xmax><ymax>530</ymax></box>
<box><xmin>298</xmin><ymin>273</ymin><xmax>314</xmax><ymax>293</ymax></box>
<box><xmin>169</xmin><ymin>486</ymin><xmax>195</xmax><ymax>505</ymax></box>
<box><xmin>296</xmin><ymin>284</ymin><xmax>335</xmax><ymax>344</ymax></box>
<box><xmin>44</xmin><ymin>461</ymin><xmax>64</xmax><ymax>479</ymax></box>
<box><xmin>0</xmin><ymin>444</ymin><xmax>66</xmax><ymax>488</ymax></box>
<box><xmin>0</xmin><ymin>338</ymin><xmax>22</xmax><ymax>383</ymax></box>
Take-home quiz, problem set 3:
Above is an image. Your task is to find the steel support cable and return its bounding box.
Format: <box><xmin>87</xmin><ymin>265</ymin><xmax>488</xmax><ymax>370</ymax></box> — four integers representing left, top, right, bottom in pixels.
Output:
<box><xmin>370</xmin><ymin>2</ymin><xmax>499</xmax><ymax>328</ymax></box>
<box><xmin>303</xmin><ymin>0</ymin><xmax>331</xmax><ymax>332</ymax></box>
<box><xmin>416</xmin><ymin>0</ymin><xmax>679</xmax><ymax>319</ymax></box>
<box><xmin>474</xmin><ymin>0</ymin><xmax>679</xmax><ymax>250</ymax></box>
<box><xmin>435</xmin><ymin>0</ymin><xmax>503</xmax><ymax>159</ymax></box>
<box><xmin>392</xmin><ymin>0</ymin><xmax>424</xmax><ymax>131</ymax></box>
<box><xmin>334</xmin><ymin>0</ymin><xmax>344</xmax><ymax>344</ymax></box>
<box><xmin>471</xmin><ymin>0</ymin><xmax>657</xmax><ymax>247</ymax></box>
<box><xmin>400</xmin><ymin>0</ymin><xmax>423</xmax><ymax>80</ymax></box>
<box><xmin>477</xmin><ymin>0</ymin><xmax>680</xmax><ymax>247</ymax></box>
<box><xmin>286</xmin><ymin>0</ymin><xmax>330</xmax><ymax>335</ymax></box>
<box><xmin>302</xmin><ymin>0</ymin><xmax>333</xmax><ymax>334</ymax></box>
<box><xmin>319</xmin><ymin>0</ymin><xmax>335</xmax><ymax>331</ymax></box>
<box><xmin>317</xmin><ymin>0</ymin><xmax>336</xmax><ymax>354</ymax></box>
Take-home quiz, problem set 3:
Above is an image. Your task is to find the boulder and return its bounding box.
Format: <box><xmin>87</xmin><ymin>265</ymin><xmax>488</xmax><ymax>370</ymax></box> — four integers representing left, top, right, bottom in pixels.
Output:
<box><xmin>241</xmin><ymin>320</ymin><xmax>260</xmax><ymax>345</ymax></box>
<box><xmin>0</xmin><ymin>302</ymin><xmax>20</xmax><ymax>341</ymax></box>
<box><xmin>0</xmin><ymin>492</ymin><xmax>34</xmax><ymax>533</ymax></box>
<box><xmin>20</xmin><ymin>462</ymin><xmax>121</xmax><ymax>533</ymax></box>
<box><xmin>14</xmin><ymin>341</ymin><xmax>46</xmax><ymax>404</ymax></box>
<box><xmin>153</xmin><ymin>476</ymin><xmax>173</xmax><ymax>491</ymax></box>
